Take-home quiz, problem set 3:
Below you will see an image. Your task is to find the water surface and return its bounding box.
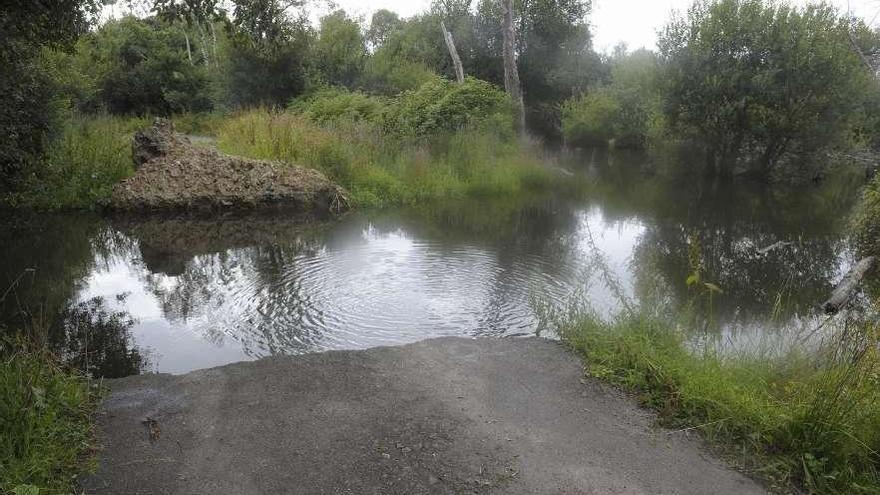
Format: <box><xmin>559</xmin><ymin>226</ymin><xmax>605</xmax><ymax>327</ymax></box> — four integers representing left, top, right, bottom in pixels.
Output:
<box><xmin>0</xmin><ymin>150</ymin><xmax>863</xmax><ymax>374</ymax></box>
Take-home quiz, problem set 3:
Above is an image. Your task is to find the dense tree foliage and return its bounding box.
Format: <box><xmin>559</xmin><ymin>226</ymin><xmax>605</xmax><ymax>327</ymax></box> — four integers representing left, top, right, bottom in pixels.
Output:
<box><xmin>5</xmin><ymin>0</ymin><xmax>880</xmax><ymax>202</ymax></box>
<box><xmin>658</xmin><ymin>0</ymin><xmax>877</xmax><ymax>175</ymax></box>
<box><xmin>80</xmin><ymin>17</ymin><xmax>213</xmax><ymax>114</ymax></box>
<box><xmin>359</xmin><ymin>0</ymin><xmax>601</xmax><ymax>131</ymax></box>
<box><xmin>314</xmin><ymin>11</ymin><xmax>368</xmax><ymax>88</ymax></box>
<box><xmin>223</xmin><ymin>0</ymin><xmax>312</xmax><ymax>107</ymax></box>
<box><xmin>562</xmin><ymin>48</ymin><xmax>662</xmax><ymax>148</ymax></box>
<box><xmin>0</xmin><ymin>0</ymin><xmax>98</xmax><ymax>192</ymax></box>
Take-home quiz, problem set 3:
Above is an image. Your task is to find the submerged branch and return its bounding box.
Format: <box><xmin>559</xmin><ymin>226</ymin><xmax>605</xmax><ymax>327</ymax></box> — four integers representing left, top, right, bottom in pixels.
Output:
<box><xmin>822</xmin><ymin>256</ymin><xmax>876</xmax><ymax>315</ymax></box>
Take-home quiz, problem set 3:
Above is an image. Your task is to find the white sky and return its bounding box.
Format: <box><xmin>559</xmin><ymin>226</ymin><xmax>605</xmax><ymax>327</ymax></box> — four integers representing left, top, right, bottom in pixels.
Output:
<box><xmin>105</xmin><ymin>0</ymin><xmax>880</xmax><ymax>53</ymax></box>
<box><xmin>316</xmin><ymin>0</ymin><xmax>880</xmax><ymax>52</ymax></box>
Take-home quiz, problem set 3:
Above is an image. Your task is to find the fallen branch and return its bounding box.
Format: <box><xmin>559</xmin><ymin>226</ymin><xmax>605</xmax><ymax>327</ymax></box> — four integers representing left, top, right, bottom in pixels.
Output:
<box><xmin>756</xmin><ymin>241</ymin><xmax>791</xmax><ymax>255</ymax></box>
<box><xmin>822</xmin><ymin>256</ymin><xmax>876</xmax><ymax>315</ymax></box>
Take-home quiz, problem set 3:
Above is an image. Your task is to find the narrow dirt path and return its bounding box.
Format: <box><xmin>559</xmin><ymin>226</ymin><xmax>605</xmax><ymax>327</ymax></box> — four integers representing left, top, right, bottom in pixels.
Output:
<box><xmin>82</xmin><ymin>337</ymin><xmax>765</xmax><ymax>494</ymax></box>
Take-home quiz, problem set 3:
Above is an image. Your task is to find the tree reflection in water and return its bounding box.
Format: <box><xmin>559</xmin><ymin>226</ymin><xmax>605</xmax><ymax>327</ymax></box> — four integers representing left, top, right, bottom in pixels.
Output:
<box><xmin>50</xmin><ymin>296</ymin><xmax>148</xmax><ymax>378</ymax></box>
<box><xmin>0</xmin><ymin>149</ymin><xmax>868</xmax><ymax>374</ymax></box>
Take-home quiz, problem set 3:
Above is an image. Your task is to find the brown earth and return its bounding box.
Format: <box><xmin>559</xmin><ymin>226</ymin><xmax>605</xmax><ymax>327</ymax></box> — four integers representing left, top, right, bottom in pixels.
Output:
<box><xmin>110</xmin><ymin>119</ymin><xmax>350</xmax><ymax>213</ymax></box>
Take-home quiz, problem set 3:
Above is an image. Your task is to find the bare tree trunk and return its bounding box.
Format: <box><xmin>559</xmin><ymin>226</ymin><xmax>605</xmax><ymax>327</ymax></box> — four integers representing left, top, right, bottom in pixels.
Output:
<box><xmin>184</xmin><ymin>30</ymin><xmax>193</xmax><ymax>66</ymax></box>
<box><xmin>210</xmin><ymin>21</ymin><xmax>218</xmax><ymax>68</ymax></box>
<box><xmin>441</xmin><ymin>21</ymin><xmax>465</xmax><ymax>83</ymax></box>
<box><xmin>501</xmin><ymin>0</ymin><xmax>525</xmax><ymax>134</ymax></box>
<box><xmin>193</xmin><ymin>17</ymin><xmax>211</xmax><ymax>66</ymax></box>
<box><xmin>823</xmin><ymin>256</ymin><xmax>876</xmax><ymax>315</ymax></box>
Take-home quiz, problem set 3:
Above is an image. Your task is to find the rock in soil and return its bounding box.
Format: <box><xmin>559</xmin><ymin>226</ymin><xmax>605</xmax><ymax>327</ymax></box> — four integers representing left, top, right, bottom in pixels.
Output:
<box><xmin>111</xmin><ymin>119</ymin><xmax>350</xmax><ymax>213</ymax></box>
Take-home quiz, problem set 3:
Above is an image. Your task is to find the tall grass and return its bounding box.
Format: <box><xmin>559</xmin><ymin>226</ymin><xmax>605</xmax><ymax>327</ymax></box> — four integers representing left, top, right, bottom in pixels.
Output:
<box><xmin>852</xmin><ymin>174</ymin><xmax>880</xmax><ymax>259</ymax></box>
<box><xmin>1</xmin><ymin>337</ymin><xmax>99</xmax><ymax>494</ymax></box>
<box><xmin>217</xmin><ymin>109</ymin><xmax>556</xmax><ymax>207</ymax></box>
<box><xmin>4</xmin><ymin>112</ymin><xmax>228</xmax><ymax>210</ymax></box>
<box><xmin>556</xmin><ymin>311</ymin><xmax>880</xmax><ymax>493</ymax></box>
<box><xmin>11</xmin><ymin>115</ymin><xmax>146</xmax><ymax>210</ymax></box>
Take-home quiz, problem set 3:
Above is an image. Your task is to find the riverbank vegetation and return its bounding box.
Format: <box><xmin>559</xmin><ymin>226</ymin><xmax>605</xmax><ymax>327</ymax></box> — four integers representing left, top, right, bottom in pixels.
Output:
<box><xmin>1</xmin><ymin>338</ymin><xmax>99</xmax><ymax>495</ymax></box>
<box><xmin>552</xmin><ymin>310</ymin><xmax>880</xmax><ymax>493</ymax></box>
<box><xmin>1</xmin><ymin>289</ymin><xmax>145</xmax><ymax>493</ymax></box>
<box><xmin>560</xmin><ymin>0</ymin><xmax>880</xmax><ymax>179</ymax></box>
<box><xmin>4</xmin><ymin>0</ymin><xmax>880</xmax><ymax>208</ymax></box>
<box><xmin>218</xmin><ymin>81</ymin><xmax>555</xmax><ymax>206</ymax></box>
<box><xmin>1</xmin><ymin>0</ymin><xmax>600</xmax><ymax>210</ymax></box>
<box><xmin>853</xmin><ymin>174</ymin><xmax>880</xmax><ymax>259</ymax></box>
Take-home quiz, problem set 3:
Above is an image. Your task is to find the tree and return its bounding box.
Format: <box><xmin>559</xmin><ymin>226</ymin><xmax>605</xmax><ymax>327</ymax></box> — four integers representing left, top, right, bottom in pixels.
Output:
<box><xmin>153</xmin><ymin>0</ymin><xmax>224</xmax><ymax>67</ymax></box>
<box><xmin>474</xmin><ymin>0</ymin><xmax>600</xmax><ymax>132</ymax></box>
<box><xmin>0</xmin><ymin>0</ymin><xmax>98</xmax><ymax>192</ymax></box>
<box><xmin>561</xmin><ymin>48</ymin><xmax>662</xmax><ymax>148</ymax></box>
<box><xmin>76</xmin><ymin>16</ymin><xmax>213</xmax><ymax>115</ymax></box>
<box><xmin>223</xmin><ymin>0</ymin><xmax>311</xmax><ymax>106</ymax></box>
<box><xmin>366</xmin><ymin>9</ymin><xmax>402</xmax><ymax>50</ymax></box>
<box><xmin>314</xmin><ymin>10</ymin><xmax>367</xmax><ymax>88</ymax></box>
<box><xmin>501</xmin><ymin>0</ymin><xmax>525</xmax><ymax>132</ymax></box>
<box><xmin>659</xmin><ymin>0</ymin><xmax>877</xmax><ymax>176</ymax></box>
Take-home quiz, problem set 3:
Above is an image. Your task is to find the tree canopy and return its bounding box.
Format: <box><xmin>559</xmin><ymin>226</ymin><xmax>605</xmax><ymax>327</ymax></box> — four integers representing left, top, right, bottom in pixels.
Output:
<box><xmin>659</xmin><ymin>0</ymin><xmax>878</xmax><ymax>174</ymax></box>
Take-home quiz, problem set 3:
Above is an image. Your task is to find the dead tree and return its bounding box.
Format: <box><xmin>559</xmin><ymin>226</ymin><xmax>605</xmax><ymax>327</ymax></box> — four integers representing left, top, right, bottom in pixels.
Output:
<box><xmin>822</xmin><ymin>256</ymin><xmax>876</xmax><ymax>315</ymax></box>
<box><xmin>501</xmin><ymin>0</ymin><xmax>526</xmax><ymax>134</ymax></box>
<box><xmin>441</xmin><ymin>21</ymin><xmax>465</xmax><ymax>84</ymax></box>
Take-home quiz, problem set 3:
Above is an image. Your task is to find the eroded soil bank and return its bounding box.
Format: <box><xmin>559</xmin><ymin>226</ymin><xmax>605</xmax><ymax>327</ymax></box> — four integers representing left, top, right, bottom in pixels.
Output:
<box><xmin>82</xmin><ymin>338</ymin><xmax>764</xmax><ymax>494</ymax></box>
<box><xmin>110</xmin><ymin>120</ymin><xmax>349</xmax><ymax>213</ymax></box>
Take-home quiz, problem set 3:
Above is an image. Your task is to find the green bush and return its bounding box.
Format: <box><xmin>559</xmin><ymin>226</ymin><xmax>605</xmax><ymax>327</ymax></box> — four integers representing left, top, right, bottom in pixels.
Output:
<box><xmin>561</xmin><ymin>49</ymin><xmax>662</xmax><ymax>149</ymax></box>
<box><xmin>78</xmin><ymin>16</ymin><xmax>214</xmax><ymax>115</ymax></box>
<box><xmin>361</xmin><ymin>57</ymin><xmax>436</xmax><ymax>95</ymax></box>
<box><xmin>560</xmin><ymin>88</ymin><xmax>619</xmax><ymax>147</ymax></box>
<box><xmin>289</xmin><ymin>88</ymin><xmax>388</xmax><ymax>126</ymax></box>
<box><xmin>288</xmin><ymin>78</ymin><xmax>514</xmax><ymax>141</ymax></box>
<box><xmin>388</xmin><ymin>77</ymin><xmax>513</xmax><ymax>138</ymax></box>
<box><xmin>852</xmin><ymin>175</ymin><xmax>880</xmax><ymax>259</ymax></box>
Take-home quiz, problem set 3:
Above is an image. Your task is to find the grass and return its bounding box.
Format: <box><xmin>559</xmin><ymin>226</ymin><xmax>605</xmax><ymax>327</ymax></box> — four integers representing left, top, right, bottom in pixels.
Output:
<box><xmin>1</xmin><ymin>338</ymin><xmax>99</xmax><ymax>494</ymax></box>
<box><xmin>216</xmin><ymin>109</ymin><xmax>558</xmax><ymax>208</ymax></box>
<box><xmin>852</xmin><ymin>174</ymin><xmax>880</xmax><ymax>259</ymax></box>
<box><xmin>171</xmin><ymin>112</ymin><xmax>228</xmax><ymax>137</ymax></box>
<box><xmin>6</xmin><ymin>115</ymin><xmax>146</xmax><ymax>210</ymax></box>
<box><xmin>4</xmin><ymin>105</ymin><xmax>560</xmax><ymax>210</ymax></box>
<box><xmin>2</xmin><ymin>112</ymin><xmax>227</xmax><ymax>210</ymax></box>
<box><xmin>556</xmin><ymin>312</ymin><xmax>880</xmax><ymax>493</ymax></box>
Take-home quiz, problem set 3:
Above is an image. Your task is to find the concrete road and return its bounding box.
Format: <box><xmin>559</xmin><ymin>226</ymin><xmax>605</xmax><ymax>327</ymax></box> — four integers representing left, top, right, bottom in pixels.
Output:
<box><xmin>82</xmin><ymin>337</ymin><xmax>765</xmax><ymax>494</ymax></box>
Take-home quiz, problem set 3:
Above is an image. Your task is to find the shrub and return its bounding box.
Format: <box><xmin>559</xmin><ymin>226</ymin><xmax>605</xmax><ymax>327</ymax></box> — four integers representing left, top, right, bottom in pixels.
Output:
<box><xmin>387</xmin><ymin>77</ymin><xmax>513</xmax><ymax>138</ymax></box>
<box><xmin>289</xmin><ymin>88</ymin><xmax>388</xmax><ymax>126</ymax></box>
<box><xmin>561</xmin><ymin>49</ymin><xmax>662</xmax><ymax>149</ymax></box>
<box><xmin>561</xmin><ymin>88</ymin><xmax>619</xmax><ymax>147</ymax></box>
<box><xmin>361</xmin><ymin>57</ymin><xmax>436</xmax><ymax>95</ymax></box>
<box><xmin>79</xmin><ymin>17</ymin><xmax>214</xmax><ymax>115</ymax></box>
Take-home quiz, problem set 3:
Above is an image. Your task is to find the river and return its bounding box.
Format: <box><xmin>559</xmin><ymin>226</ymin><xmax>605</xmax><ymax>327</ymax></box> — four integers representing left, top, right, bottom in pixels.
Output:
<box><xmin>0</xmin><ymin>149</ymin><xmax>864</xmax><ymax>375</ymax></box>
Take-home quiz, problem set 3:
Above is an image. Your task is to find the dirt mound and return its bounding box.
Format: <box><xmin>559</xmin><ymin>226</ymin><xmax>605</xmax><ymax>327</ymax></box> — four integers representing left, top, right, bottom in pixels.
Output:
<box><xmin>111</xmin><ymin>119</ymin><xmax>350</xmax><ymax>213</ymax></box>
